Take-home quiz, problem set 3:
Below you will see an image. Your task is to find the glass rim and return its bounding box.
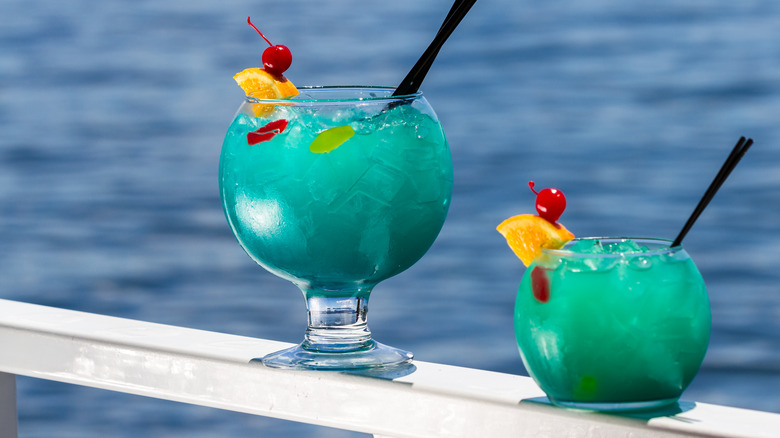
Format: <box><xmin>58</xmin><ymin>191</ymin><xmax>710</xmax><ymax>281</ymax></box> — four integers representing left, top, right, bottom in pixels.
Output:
<box><xmin>245</xmin><ymin>86</ymin><xmax>423</xmax><ymax>104</ymax></box>
<box><xmin>540</xmin><ymin>237</ymin><xmax>681</xmax><ymax>258</ymax></box>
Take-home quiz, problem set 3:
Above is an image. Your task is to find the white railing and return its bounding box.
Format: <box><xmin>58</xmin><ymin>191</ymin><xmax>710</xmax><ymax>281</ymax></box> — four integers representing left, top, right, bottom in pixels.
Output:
<box><xmin>0</xmin><ymin>298</ymin><xmax>778</xmax><ymax>438</ymax></box>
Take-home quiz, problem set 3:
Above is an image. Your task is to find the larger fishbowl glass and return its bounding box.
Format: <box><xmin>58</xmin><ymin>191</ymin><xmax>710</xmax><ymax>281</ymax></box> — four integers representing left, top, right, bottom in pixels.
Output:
<box><xmin>515</xmin><ymin>238</ymin><xmax>711</xmax><ymax>411</ymax></box>
<box><xmin>219</xmin><ymin>86</ymin><xmax>452</xmax><ymax>370</ymax></box>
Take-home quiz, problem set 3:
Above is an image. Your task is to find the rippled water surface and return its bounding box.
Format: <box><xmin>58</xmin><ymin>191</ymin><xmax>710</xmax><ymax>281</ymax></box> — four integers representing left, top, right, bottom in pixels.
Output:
<box><xmin>2</xmin><ymin>0</ymin><xmax>779</xmax><ymax>436</ymax></box>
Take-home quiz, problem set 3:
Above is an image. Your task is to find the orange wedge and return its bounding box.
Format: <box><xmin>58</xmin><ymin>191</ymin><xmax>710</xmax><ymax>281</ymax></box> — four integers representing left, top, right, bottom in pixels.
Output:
<box><xmin>497</xmin><ymin>214</ymin><xmax>574</xmax><ymax>266</ymax></box>
<box><xmin>233</xmin><ymin>68</ymin><xmax>299</xmax><ymax>116</ymax></box>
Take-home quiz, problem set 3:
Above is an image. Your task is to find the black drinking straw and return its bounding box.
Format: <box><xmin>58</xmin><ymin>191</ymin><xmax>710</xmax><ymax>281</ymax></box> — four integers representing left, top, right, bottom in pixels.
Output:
<box><xmin>671</xmin><ymin>136</ymin><xmax>754</xmax><ymax>247</ymax></box>
<box><xmin>393</xmin><ymin>0</ymin><xmax>477</xmax><ymax>96</ymax></box>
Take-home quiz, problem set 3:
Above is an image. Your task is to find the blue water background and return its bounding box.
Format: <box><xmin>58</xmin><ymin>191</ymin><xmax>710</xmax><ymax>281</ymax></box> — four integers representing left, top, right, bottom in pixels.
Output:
<box><xmin>2</xmin><ymin>0</ymin><xmax>779</xmax><ymax>436</ymax></box>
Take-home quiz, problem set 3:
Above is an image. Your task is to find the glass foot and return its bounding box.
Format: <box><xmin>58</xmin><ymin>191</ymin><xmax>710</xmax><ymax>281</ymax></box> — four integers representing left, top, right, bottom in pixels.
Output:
<box><xmin>258</xmin><ymin>340</ymin><xmax>413</xmax><ymax>370</ymax></box>
<box><xmin>549</xmin><ymin>397</ymin><xmax>680</xmax><ymax>412</ymax></box>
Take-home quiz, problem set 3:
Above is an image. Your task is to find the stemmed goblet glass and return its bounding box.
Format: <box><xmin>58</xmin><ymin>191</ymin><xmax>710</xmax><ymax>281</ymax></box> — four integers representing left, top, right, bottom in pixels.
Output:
<box><xmin>219</xmin><ymin>86</ymin><xmax>452</xmax><ymax>370</ymax></box>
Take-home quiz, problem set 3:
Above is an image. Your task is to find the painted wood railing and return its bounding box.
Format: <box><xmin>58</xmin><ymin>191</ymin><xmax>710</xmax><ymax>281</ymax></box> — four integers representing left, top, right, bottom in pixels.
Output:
<box><xmin>0</xmin><ymin>298</ymin><xmax>778</xmax><ymax>437</ymax></box>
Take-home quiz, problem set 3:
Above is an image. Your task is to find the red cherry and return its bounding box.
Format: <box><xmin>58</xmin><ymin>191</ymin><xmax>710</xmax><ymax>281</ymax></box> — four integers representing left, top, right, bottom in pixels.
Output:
<box><xmin>529</xmin><ymin>181</ymin><xmax>566</xmax><ymax>223</ymax></box>
<box><xmin>262</xmin><ymin>45</ymin><xmax>292</xmax><ymax>75</ymax></box>
<box><xmin>247</xmin><ymin>17</ymin><xmax>292</xmax><ymax>75</ymax></box>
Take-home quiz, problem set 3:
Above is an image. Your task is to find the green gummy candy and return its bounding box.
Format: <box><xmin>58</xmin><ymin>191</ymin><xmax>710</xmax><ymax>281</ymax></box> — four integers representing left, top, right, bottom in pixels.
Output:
<box><xmin>309</xmin><ymin>125</ymin><xmax>355</xmax><ymax>153</ymax></box>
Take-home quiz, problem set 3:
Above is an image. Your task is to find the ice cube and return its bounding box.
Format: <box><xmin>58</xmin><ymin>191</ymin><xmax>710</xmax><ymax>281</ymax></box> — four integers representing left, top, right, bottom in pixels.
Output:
<box><xmin>359</xmin><ymin>164</ymin><xmax>405</xmax><ymax>204</ymax></box>
<box><xmin>569</xmin><ymin>238</ymin><xmax>602</xmax><ymax>254</ymax></box>
<box><xmin>305</xmin><ymin>156</ymin><xmax>341</xmax><ymax>204</ymax></box>
<box><xmin>602</xmin><ymin>239</ymin><xmax>643</xmax><ymax>254</ymax></box>
<box><xmin>352</xmin><ymin>119</ymin><xmax>374</xmax><ymax>136</ymax></box>
<box><xmin>584</xmin><ymin>256</ymin><xmax>618</xmax><ymax>272</ymax></box>
<box><xmin>628</xmin><ymin>256</ymin><xmax>653</xmax><ymax>270</ymax></box>
<box><xmin>562</xmin><ymin>239</ymin><xmax>622</xmax><ymax>271</ymax></box>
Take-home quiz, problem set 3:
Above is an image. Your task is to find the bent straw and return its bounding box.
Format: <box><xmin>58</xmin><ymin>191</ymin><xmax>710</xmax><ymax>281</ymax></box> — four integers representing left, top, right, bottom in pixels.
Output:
<box><xmin>393</xmin><ymin>0</ymin><xmax>477</xmax><ymax>96</ymax></box>
<box><xmin>671</xmin><ymin>136</ymin><xmax>754</xmax><ymax>247</ymax></box>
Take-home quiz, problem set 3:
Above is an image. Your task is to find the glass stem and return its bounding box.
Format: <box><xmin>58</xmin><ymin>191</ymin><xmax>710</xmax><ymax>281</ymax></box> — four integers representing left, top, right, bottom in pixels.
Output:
<box><xmin>301</xmin><ymin>288</ymin><xmax>375</xmax><ymax>353</ymax></box>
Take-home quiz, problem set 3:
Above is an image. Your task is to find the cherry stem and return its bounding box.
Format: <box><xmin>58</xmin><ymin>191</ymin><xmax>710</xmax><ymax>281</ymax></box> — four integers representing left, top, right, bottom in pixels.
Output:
<box><xmin>671</xmin><ymin>136</ymin><xmax>753</xmax><ymax>248</ymax></box>
<box><xmin>247</xmin><ymin>16</ymin><xmax>273</xmax><ymax>47</ymax></box>
<box><xmin>528</xmin><ymin>181</ymin><xmax>539</xmax><ymax>195</ymax></box>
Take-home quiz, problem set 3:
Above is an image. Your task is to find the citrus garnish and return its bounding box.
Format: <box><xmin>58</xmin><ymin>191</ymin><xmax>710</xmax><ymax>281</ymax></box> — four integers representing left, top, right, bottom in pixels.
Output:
<box><xmin>497</xmin><ymin>214</ymin><xmax>574</xmax><ymax>266</ymax></box>
<box><xmin>234</xmin><ymin>68</ymin><xmax>298</xmax><ymax>99</ymax></box>
<box><xmin>497</xmin><ymin>181</ymin><xmax>574</xmax><ymax>266</ymax></box>
<box><xmin>234</xmin><ymin>68</ymin><xmax>299</xmax><ymax>117</ymax></box>
<box><xmin>234</xmin><ymin>18</ymin><xmax>299</xmax><ymax>117</ymax></box>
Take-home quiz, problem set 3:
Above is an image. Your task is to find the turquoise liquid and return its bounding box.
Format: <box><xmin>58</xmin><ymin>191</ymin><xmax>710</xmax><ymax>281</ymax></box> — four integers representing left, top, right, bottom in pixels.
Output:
<box><xmin>219</xmin><ymin>93</ymin><xmax>453</xmax><ymax>296</ymax></box>
<box><xmin>515</xmin><ymin>238</ymin><xmax>711</xmax><ymax>409</ymax></box>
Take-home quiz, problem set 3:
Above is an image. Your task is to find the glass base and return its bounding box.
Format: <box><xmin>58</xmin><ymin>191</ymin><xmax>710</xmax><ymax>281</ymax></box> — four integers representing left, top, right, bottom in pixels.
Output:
<box><xmin>549</xmin><ymin>397</ymin><xmax>680</xmax><ymax>412</ymax></box>
<box><xmin>259</xmin><ymin>340</ymin><xmax>413</xmax><ymax>370</ymax></box>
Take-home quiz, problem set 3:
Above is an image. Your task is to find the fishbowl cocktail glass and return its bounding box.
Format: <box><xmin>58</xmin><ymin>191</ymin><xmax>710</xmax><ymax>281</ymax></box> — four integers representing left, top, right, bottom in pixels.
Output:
<box><xmin>515</xmin><ymin>238</ymin><xmax>711</xmax><ymax>411</ymax></box>
<box><xmin>219</xmin><ymin>86</ymin><xmax>452</xmax><ymax>370</ymax></box>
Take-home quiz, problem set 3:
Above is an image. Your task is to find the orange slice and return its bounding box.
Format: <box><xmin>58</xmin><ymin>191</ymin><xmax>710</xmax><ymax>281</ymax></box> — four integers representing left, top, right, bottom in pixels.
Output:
<box><xmin>233</xmin><ymin>68</ymin><xmax>299</xmax><ymax>116</ymax></box>
<box><xmin>497</xmin><ymin>214</ymin><xmax>574</xmax><ymax>266</ymax></box>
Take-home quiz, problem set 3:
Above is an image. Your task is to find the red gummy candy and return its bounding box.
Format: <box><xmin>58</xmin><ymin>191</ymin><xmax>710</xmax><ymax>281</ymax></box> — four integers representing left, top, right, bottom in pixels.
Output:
<box><xmin>247</xmin><ymin>119</ymin><xmax>288</xmax><ymax>145</ymax></box>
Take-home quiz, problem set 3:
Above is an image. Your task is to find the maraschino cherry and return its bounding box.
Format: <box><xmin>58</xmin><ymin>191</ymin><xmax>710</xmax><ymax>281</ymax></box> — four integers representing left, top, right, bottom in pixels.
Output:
<box><xmin>247</xmin><ymin>16</ymin><xmax>292</xmax><ymax>76</ymax></box>
<box><xmin>529</xmin><ymin>181</ymin><xmax>566</xmax><ymax>224</ymax></box>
